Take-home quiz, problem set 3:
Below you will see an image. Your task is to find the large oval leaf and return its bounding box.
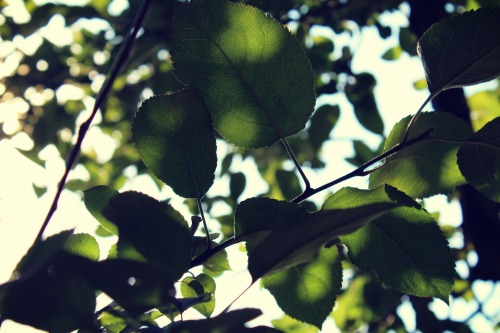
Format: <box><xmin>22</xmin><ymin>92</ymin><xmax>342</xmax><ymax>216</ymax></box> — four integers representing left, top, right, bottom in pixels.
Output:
<box><xmin>338</xmin><ymin>207</ymin><xmax>455</xmax><ymax>302</ymax></box>
<box><xmin>263</xmin><ymin>246</ymin><xmax>342</xmax><ymax>329</ymax></box>
<box><xmin>417</xmin><ymin>7</ymin><xmax>500</xmax><ymax>94</ymax></box>
<box><xmin>369</xmin><ymin>112</ymin><xmax>472</xmax><ymax>198</ymax></box>
<box><xmin>171</xmin><ymin>0</ymin><xmax>315</xmax><ymax>148</ymax></box>
<box><xmin>458</xmin><ymin>117</ymin><xmax>500</xmax><ymax>202</ymax></box>
<box><xmin>133</xmin><ymin>89</ymin><xmax>217</xmax><ymax>198</ymax></box>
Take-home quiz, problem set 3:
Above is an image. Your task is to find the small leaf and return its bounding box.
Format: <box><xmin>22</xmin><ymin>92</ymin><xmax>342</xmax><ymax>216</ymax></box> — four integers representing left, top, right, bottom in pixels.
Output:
<box><xmin>64</xmin><ymin>233</ymin><xmax>100</xmax><ymax>261</ymax></box>
<box><xmin>132</xmin><ymin>89</ymin><xmax>217</xmax><ymax>198</ymax></box>
<box><xmin>272</xmin><ymin>315</ymin><xmax>318</xmax><ymax>333</ymax></box>
<box><xmin>171</xmin><ymin>0</ymin><xmax>315</xmax><ymax>148</ymax></box>
<box><xmin>417</xmin><ymin>7</ymin><xmax>500</xmax><ymax>93</ymax></box>
<box><xmin>234</xmin><ymin>197</ymin><xmax>307</xmax><ymax>248</ymax></box>
<box><xmin>230</xmin><ymin>172</ymin><xmax>246</xmax><ymax>201</ymax></box>
<box><xmin>308</xmin><ymin>105</ymin><xmax>340</xmax><ymax>150</ymax></box>
<box><xmin>83</xmin><ymin>185</ymin><xmax>119</xmax><ymax>235</ymax></box>
<box><xmin>345</xmin><ymin>73</ymin><xmax>384</xmax><ymax>135</ymax></box>
<box><xmin>263</xmin><ymin>246</ymin><xmax>342</xmax><ymax>328</ymax></box>
<box><xmin>369</xmin><ymin>112</ymin><xmax>472</xmax><ymax>198</ymax></box>
<box><xmin>103</xmin><ymin>191</ymin><xmax>194</xmax><ymax>280</ymax></box>
<box><xmin>249</xmin><ymin>186</ymin><xmax>402</xmax><ymax>280</ymax></box>
<box><xmin>382</xmin><ymin>46</ymin><xmax>403</xmax><ymax>61</ymax></box>
<box><xmin>203</xmin><ymin>246</ymin><xmax>231</xmax><ymax>274</ymax></box>
<box><xmin>180</xmin><ymin>273</ymin><xmax>216</xmax><ymax>317</ymax></box>
<box><xmin>276</xmin><ymin>170</ymin><xmax>302</xmax><ymax>201</ymax></box>
<box><xmin>458</xmin><ymin>117</ymin><xmax>500</xmax><ymax>202</ymax></box>
<box><xmin>340</xmin><ymin>206</ymin><xmax>455</xmax><ymax>302</ymax></box>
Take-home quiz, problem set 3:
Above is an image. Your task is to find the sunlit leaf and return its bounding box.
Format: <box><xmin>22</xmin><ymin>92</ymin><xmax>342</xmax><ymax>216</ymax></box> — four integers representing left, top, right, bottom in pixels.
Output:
<box><xmin>271</xmin><ymin>315</ymin><xmax>318</xmax><ymax>333</ymax></box>
<box><xmin>64</xmin><ymin>233</ymin><xmax>100</xmax><ymax>261</ymax></box>
<box><xmin>203</xmin><ymin>246</ymin><xmax>231</xmax><ymax>274</ymax></box>
<box><xmin>263</xmin><ymin>246</ymin><xmax>342</xmax><ymax>328</ymax></box>
<box><xmin>467</xmin><ymin>88</ymin><xmax>500</xmax><ymax>131</ymax></box>
<box><xmin>369</xmin><ymin>112</ymin><xmax>472</xmax><ymax>198</ymax></box>
<box><xmin>458</xmin><ymin>117</ymin><xmax>500</xmax><ymax>202</ymax></box>
<box><xmin>417</xmin><ymin>7</ymin><xmax>500</xmax><ymax>93</ymax></box>
<box><xmin>133</xmin><ymin>89</ymin><xmax>217</xmax><ymax>198</ymax></box>
<box><xmin>84</xmin><ymin>185</ymin><xmax>119</xmax><ymax>235</ymax></box>
<box><xmin>103</xmin><ymin>191</ymin><xmax>194</xmax><ymax>280</ymax></box>
<box><xmin>180</xmin><ymin>273</ymin><xmax>216</xmax><ymax>317</ymax></box>
<box><xmin>382</xmin><ymin>45</ymin><xmax>402</xmax><ymax>61</ymax></box>
<box><xmin>171</xmin><ymin>0</ymin><xmax>315</xmax><ymax>148</ymax></box>
<box><xmin>340</xmin><ymin>205</ymin><xmax>455</xmax><ymax>302</ymax></box>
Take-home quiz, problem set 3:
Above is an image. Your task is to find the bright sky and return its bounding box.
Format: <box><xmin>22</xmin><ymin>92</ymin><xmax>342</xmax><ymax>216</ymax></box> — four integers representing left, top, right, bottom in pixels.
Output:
<box><xmin>0</xmin><ymin>1</ymin><xmax>499</xmax><ymax>332</ymax></box>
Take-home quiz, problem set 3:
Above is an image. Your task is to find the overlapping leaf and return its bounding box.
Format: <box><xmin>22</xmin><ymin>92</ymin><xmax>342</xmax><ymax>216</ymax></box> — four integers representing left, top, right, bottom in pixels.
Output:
<box><xmin>417</xmin><ymin>7</ymin><xmax>500</xmax><ymax>93</ymax></box>
<box><xmin>171</xmin><ymin>0</ymin><xmax>315</xmax><ymax>148</ymax></box>
<box><xmin>369</xmin><ymin>112</ymin><xmax>472</xmax><ymax>198</ymax></box>
<box><xmin>458</xmin><ymin>117</ymin><xmax>500</xmax><ymax>202</ymax></box>
<box><xmin>180</xmin><ymin>273</ymin><xmax>216</xmax><ymax>317</ymax></box>
<box><xmin>133</xmin><ymin>89</ymin><xmax>217</xmax><ymax>198</ymax></box>
<box><xmin>263</xmin><ymin>246</ymin><xmax>342</xmax><ymax>328</ymax></box>
<box><xmin>83</xmin><ymin>185</ymin><xmax>119</xmax><ymax>235</ymax></box>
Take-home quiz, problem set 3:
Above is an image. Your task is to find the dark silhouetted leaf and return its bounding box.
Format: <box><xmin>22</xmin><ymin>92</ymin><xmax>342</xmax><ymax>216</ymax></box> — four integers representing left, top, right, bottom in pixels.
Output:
<box><xmin>103</xmin><ymin>191</ymin><xmax>194</xmax><ymax>280</ymax></box>
<box><xmin>171</xmin><ymin>0</ymin><xmax>315</xmax><ymax>148</ymax></box>
<box><xmin>133</xmin><ymin>89</ymin><xmax>217</xmax><ymax>198</ymax></box>
<box><xmin>230</xmin><ymin>172</ymin><xmax>246</xmax><ymax>201</ymax></box>
<box><xmin>369</xmin><ymin>112</ymin><xmax>472</xmax><ymax>198</ymax></box>
<box><xmin>263</xmin><ymin>246</ymin><xmax>342</xmax><ymax>328</ymax></box>
<box><xmin>276</xmin><ymin>169</ymin><xmax>302</xmax><ymax>201</ymax></box>
<box><xmin>417</xmin><ymin>7</ymin><xmax>500</xmax><ymax>93</ymax></box>
<box><xmin>458</xmin><ymin>117</ymin><xmax>500</xmax><ymax>202</ymax></box>
<box><xmin>308</xmin><ymin>105</ymin><xmax>340</xmax><ymax>150</ymax></box>
<box><xmin>84</xmin><ymin>185</ymin><xmax>119</xmax><ymax>235</ymax></box>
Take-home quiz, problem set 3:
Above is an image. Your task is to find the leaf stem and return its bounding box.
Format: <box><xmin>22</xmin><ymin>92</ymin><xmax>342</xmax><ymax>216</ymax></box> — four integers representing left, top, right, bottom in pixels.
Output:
<box><xmin>401</xmin><ymin>92</ymin><xmax>438</xmax><ymax>145</ymax></box>
<box><xmin>196</xmin><ymin>197</ymin><xmax>212</xmax><ymax>250</ymax></box>
<box><xmin>190</xmin><ymin>235</ymin><xmax>242</xmax><ymax>268</ymax></box>
<box><xmin>33</xmin><ymin>0</ymin><xmax>153</xmax><ymax>243</ymax></box>
<box><xmin>292</xmin><ymin>128</ymin><xmax>434</xmax><ymax>203</ymax></box>
<box><xmin>281</xmin><ymin>138</ymin><xmax>311</xmax><ymax>190</ymax></box>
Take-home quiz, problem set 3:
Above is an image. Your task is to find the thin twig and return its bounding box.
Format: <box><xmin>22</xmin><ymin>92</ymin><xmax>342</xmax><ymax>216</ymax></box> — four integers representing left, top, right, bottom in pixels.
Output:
<box><xmin>196</xmin><ymin>197</ymin><xmax>212</xmax><ymax>250</ymax></box>
<box><xmin>33</xmin><ymin>0</ymin><xmax>153</xmax><ymax>243</ymax></box>
<box><xmin>190</xmin><ymin>236</ymin><xmax>242</xmax><ymax>268</ymax></box>
<box><xmin>281</xmin><ymin>138</ymin><xmax>311</xmax><ymax>190</ymax></box>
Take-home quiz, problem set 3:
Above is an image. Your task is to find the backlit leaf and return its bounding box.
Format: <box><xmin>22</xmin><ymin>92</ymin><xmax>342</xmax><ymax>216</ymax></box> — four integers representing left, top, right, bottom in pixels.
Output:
<box><xmin>83</xmin><ymin>185</ymin><xmax>119</xmax><ymax>235</ymax></box>
<box><xmin>339</xmin><ymin>206</ymin><xmax>455</xmax><ymax>302</ymax></box>
<box><xmin>458</xmin><ymin>117</ymin><xmax>500</xmax><ymax>202</ymax></box>
<box><xmin>417</xmin><ymin>7</ymin><xmax>500</xmax><ymax>93</ymax></box>
<box><xmin>64</xmin><ymin>233</ymin><xmax>100</xmax><ymax>261</ymax></box>
<box><xmin>263</xmin><ymin>246</ymin><xmax>342</xmax><ymax>328</ymax></box>
<box><xmin>180</xmin><ymin>273</ymin><xmax>216</xmax><ymax>317</ymax></box>
<box><xmin>369</xmin><ymin>112</ymin><xmax>472</xmax><ymax>198</ymax></box>
<box><xmin>171</xmin><ymin>0</ymin><xmax>315</xmax><ymax>148</ymax></box>
<box><xmin>133</xmin><ymin>89</ymin><xmax>217</xmax><ymax>198</ymax></box>
<box><xmin>467</xmin><ymin>88</ymin><xmax>500</xmax><ymax>131</ymax></box>
<box><xmin>103</xmin><ymin>191</ymin><xmax>194</xmax><ymax>280</ymax></box>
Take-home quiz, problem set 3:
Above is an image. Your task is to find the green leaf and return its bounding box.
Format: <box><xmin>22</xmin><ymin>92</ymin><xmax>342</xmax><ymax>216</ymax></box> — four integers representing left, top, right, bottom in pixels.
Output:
<box><xmin>369</xmin><ymin>112</ymin><xmax>472</xmax><ymax>198</ymax></box>
<box><xmin>340</xmin><ymin>206</ymin><xmax>455</xmax><ymax>302</ymax></box>
<box><xmin>83</xmin><ymin>185</ymin><xmax>119</xmax><ymax>235</ymax></box>
<box><xmin>467</xmin><ymin>89</ymin><xmax>500</xmax><ymax>131</ymax></box>
<box><xmin>64</xmin><ymin>233</ymin><xmax>100</xmax><ymax>261</ymax></box>
<box><xmin>345</xmin><ymin>73</ymin><xmax>384</xmax><ymax>135</ymax></box>
<box><xmin>103</xmin><ymin>191</ymin><xmax>194</xmax><ymax>280</ymax></box>
<box><xmin>230</xmin><ymin>172</ymin><xmax>246</xmax><ymax>201</ymax></box>
<box><xmin>276</xmin><ymin>169</ymin><xmax>302</xmax><ymax>201</ymax></box>
<box><xmin>133</xmin><ymin>89</ymin><xmax>217</xmax><ymax>198</ymax></box>
<box><xmin>458</xmin><ymin>117</ymin><xmax>500</xmax><ymax>202</ymax></box>
<box><xmin>399</xmin><ymin>27</ymin><xmax>418</xmax><ymax>56</ymax></box>
<box><xmin>382</xmin><ymin>45</ymin><xmax>403</xmax><ymax>61</ymax></box>
<box><xmin>332</xmin><ymin>275</ymin><xmax>401</xmax><ymax>332</ymax></box>
<box><xmin>271</xmin><ymin>315</ymin><xmax>318</xmax><ymax>333</ymax></box>
<box><xmin>248</xmin><ymin>186</ymin><xmax>402</xmax><ymax>280</ymax></box>
<box><xmin>308</xmin><ymin>105</ymin><xmax>340</xmax><ymax>150</ymax></box>
<box><xmin>203</xmin><ymin>247</ymin><xmax>231</xmax><ymax>273</ymax></box>
<box><xmin>180</xmin><ymin>273</ymin><xmax>216</xmax><ymax>317</ymax></box>
<box><xmin>0</xmin><ymin>253</ymin><xmax>96</xmax><ymax>332</ymax></box>
<box><xmin>417</xmin><ymin>7</ymin><xmax>500</xmax><ymax>93</ymax></box>
<box><xmin>263</xmin><ymin>246</ymin><xmax>342</xmax><ymax>328</ymax></box>
<box><xmin>171</xmin><ymin>0</ymin><xmax>315</xmax><ymax>148</ymax></box>
<box><xmin>234</xmin><ymin>197</ymin><xmax>307</xmax><ymax>248</ymax></box>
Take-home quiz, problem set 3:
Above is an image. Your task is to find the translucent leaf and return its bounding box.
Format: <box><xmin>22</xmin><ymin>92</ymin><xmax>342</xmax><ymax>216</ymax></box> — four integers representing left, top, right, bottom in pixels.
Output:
<box><xmin>339</xmin><ymin>206</ymin><xmax>455</xmax><ymax>302</ymax></box>
<box><xmin>64</xmin><ymin>233</ymin><xmax>100</xmax><ymax>261</ymax></box>
<box><xmin>382</xmin><ymin>45</ymin><xmax>402</xmax><ymax>61</ymax></box>
<box><xmin>248</xmin><ymin>186</ymin><xmax>403</xmax><ymax>280</ymax></box>
<box><xmin>272</xmin><ymin>315</ymin><xmax>318</xmax><ymax>333</ymax></box>
<box><xmin>83</xmin><ymin>185</ymin><xmax>119</xmax><ymax>235</ymax></box>
<box><xmin>458</xmin><ymin>117</ymin><xmax>500</xmax><ymax>202</ymax></box>
<box><xmin>467</xmin><ymin>88</ymin><xmax>500</xmax><ymax>131</ymax></box>
<box><xmin>369</xmin><ymin>112</ymin><xmax>472</xmax><ymax>198</ymax></box>
<box><xmin>417</xmin><ymin>7</ymin><xmax>500</xmax><ymax>93</ymax></box>
<box><xmin>171</xmin><ymin>0</ymin><xmax>315</xmax><ymax>148</ymax></box>
<box><xmin>180</xmin><ymin>273</ymin><xmax>215</xmax><ymax>317</ymax></box>
<box><xmin>103</xmin><ymin>191</ymin><xmax>194</xmax><ymax>280</ymax></box>
<box><xmin>133</xmin><ymin>89</ymin><xmax>217</xmax><ymax>198</ymax></box>
<box><xmin>263</xmin><ymin>246</ymin><xmax>342</xmax><ymax>328</ymax></box>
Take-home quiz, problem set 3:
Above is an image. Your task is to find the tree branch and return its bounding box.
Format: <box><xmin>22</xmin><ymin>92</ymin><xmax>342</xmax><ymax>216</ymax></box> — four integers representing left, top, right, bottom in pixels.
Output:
<box><xmin>34</xmin><ymin>0</ymin><xmax>154</xmax><ymax>243</ymax></box>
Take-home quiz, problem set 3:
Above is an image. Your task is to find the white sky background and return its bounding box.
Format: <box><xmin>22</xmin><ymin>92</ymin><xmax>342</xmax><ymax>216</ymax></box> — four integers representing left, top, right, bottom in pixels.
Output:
<box><xmin>0</xmin><ymin>1</ymin><xmax>499</xmax><ymax>332</ymax></box>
